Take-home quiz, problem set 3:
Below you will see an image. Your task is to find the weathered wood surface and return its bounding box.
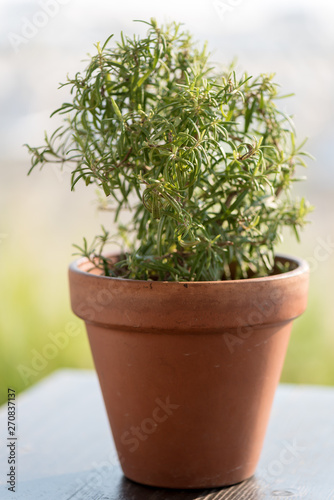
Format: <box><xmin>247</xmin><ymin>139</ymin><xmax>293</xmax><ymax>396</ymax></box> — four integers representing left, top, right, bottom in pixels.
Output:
<box><xmin>1</xmin><ymin>370</ymin><xmax>334</xmax><ymax>499</ymax></box>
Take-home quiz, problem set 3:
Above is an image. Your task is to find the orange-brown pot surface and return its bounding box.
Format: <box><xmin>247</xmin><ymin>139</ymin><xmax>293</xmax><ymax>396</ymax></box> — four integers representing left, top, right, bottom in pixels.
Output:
<box><xmin>69</xmin><ymin>254</ymin><xmax>309</xmax><ymax>489</ymax></box>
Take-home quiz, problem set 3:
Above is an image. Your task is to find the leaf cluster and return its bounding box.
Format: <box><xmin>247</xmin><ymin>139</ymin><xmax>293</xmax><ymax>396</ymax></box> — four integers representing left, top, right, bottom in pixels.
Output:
<box><xmin>26</xmin><ymin>19</ymin><xmax>313</xmax><ymax>280</ymax></box>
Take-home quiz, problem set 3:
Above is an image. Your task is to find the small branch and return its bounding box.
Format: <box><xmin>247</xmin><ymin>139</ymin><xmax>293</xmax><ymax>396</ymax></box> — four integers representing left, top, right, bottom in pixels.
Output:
<box><xmin>115</xmin><ymin>147</ymin><xmax>133</xmax><ymax>168</ymax></box>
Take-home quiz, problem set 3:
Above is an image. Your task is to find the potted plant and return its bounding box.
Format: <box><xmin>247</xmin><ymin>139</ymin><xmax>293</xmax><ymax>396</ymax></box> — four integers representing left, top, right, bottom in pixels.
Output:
<box><xmin>26</xmin><ymin>19</ymin><xmax>312</xmax><ymax>489</ymax></box>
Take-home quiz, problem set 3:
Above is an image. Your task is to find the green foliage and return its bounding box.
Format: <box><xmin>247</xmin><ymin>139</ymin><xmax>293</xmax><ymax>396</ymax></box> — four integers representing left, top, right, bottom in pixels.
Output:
<box><xmin>26</xmin><ymin>19</ymin><xmax>312</xmax><ymax>281</ymax></box>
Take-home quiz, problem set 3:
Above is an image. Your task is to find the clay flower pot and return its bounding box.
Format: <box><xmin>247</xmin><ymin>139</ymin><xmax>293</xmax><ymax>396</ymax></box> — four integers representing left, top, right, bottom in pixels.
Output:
<box><xmin>69</xmin><ymin>254</ymin><xmax>309</xmax><ymax>489</ymax></box>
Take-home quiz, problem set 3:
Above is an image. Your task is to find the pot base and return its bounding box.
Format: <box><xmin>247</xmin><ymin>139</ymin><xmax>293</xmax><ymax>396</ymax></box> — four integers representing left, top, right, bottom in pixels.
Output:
<box><xmin>123</xmin><ymin>472</ymin><xmax>253</xmax><ymax>490</ymax></box>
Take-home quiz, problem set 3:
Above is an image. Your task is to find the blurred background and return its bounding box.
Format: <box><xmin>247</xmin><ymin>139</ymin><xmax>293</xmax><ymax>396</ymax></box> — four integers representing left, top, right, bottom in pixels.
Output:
<box><xmin>1</xmin><ymin>0</ymin><xmax>333</xmax><ymax>405</ymax></box>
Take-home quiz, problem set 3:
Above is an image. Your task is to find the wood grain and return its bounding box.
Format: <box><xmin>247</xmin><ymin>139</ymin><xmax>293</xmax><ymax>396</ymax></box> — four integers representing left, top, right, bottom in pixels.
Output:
<box><xmin>0</xmin><ymin>370</ymin><xmax>334</xmax><ymax>499</ymax></box>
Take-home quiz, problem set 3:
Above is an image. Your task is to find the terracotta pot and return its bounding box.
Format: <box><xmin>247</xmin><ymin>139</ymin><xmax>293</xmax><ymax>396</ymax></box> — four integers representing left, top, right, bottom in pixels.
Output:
<box><xmin>69</xmin><ymin>254</ymin><xmax>309</xmax><ymax>489</ymax></box>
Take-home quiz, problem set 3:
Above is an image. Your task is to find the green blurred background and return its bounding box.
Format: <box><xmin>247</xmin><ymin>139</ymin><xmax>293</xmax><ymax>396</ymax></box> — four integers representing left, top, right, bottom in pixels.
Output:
<box><xmin>1</xmin><ymin>0</ymin><xmax>334</xmax><ymax>405</ymax></box>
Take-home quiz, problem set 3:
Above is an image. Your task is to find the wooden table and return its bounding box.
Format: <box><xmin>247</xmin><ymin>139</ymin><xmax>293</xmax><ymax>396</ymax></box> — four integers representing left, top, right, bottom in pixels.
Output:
<box><xmin>0</xmin><ymin>370</ymin><xmax>333</xmax><ymax>499</ymax></box>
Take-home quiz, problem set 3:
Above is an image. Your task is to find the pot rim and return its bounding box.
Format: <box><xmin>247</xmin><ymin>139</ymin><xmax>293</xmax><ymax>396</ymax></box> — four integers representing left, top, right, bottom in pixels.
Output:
<box><xmin>69</xmin><ymin>252</ymin><xmax>309</xmax><ymax>285</ymax></box>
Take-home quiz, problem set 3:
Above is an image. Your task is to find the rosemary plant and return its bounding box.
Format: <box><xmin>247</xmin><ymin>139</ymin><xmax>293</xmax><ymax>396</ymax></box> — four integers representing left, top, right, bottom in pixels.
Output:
<box><xmin>26</xmin><ymin>19</ymin><xmax>312</xmax><ymax>281</ymax></box>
